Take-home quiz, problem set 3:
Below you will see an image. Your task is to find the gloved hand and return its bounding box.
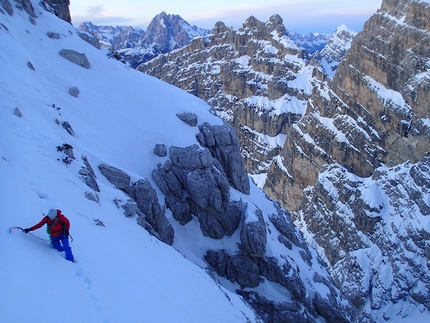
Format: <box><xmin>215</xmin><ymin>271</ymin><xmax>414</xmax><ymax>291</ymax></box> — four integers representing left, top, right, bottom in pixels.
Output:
<box><xmin>64</xmin><ymin>230</ymin><xmax>69</xmax><ymax>237</ymax></box>
<box><xmin>24</xmin><ymin>228</ymin><xmax>31</xmax><ymax>233</ymax></box>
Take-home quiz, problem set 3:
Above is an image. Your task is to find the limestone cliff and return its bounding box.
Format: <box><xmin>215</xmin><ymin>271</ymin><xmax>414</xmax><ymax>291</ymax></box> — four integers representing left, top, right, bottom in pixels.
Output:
<box><xmin>268</xmin><ymin>0</ymin><xmax>430</xmax><ymax>211</ymax></box>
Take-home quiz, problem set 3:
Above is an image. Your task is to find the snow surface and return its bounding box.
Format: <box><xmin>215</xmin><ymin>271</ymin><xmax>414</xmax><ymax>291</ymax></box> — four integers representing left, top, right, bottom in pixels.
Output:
<box><xmin>0</xmin><ymin>4</ymin><xmax>257</xmax><ymax>323</ymax></box>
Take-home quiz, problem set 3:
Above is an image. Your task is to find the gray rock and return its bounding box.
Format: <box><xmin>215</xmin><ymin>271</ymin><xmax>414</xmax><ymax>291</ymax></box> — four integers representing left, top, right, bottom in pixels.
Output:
<box><xmin>42</xmin><ymin>0</ymin><xmax>71</xmax><ymax>23</ymax></box>
<box><xmin>239</xmin><ymin>206</ymin><xmax>267</xmax><ymax>257</ymax></box>
<box><xmin>61</xmin><ymin>121</ymin><xmax>75</xmax><ymax>136</ymax></box>
<box><xmin>82</xmin><ymin>173</ymin><xmax>100</xmax><ymax>192</ymax></box>
<box><xmin>190</xmin><ymin>199</ymin><xmax>244</xmax><ymax>239</ymax></box>
<box><xmin>27</xmin><ymin>61</ymin><xmax>35</xmax><ymax>70</ymax></box>
<box><xmin>15</xmin><ymin>0</ymin><xmax>36</xmax><ymax>18</ymax></box>
<box><xmin>176</xmin><ymin>112</ymin><xmax>198</xmax><ymax>127</ymax></box>
<box><xmin>13</xmin><ymin>107</ymin><xmax>22</xmax><ymax>118</ymax></box>
<box><xmin>197</xmin><ymin>122</ymin><xmax>250</xmax><ymax>194</ymax></box>
<box><xmin>153</xmin><ymin>143</ymin><xmax>167</xmax><ymax>157</ymax></box>
<box><xmin>68</xmin><ymin>87</ymin><xmax>79</xmax><ymax>97</ymax></box>
<box><xmin>84</xmin><ymin>191</ymin><xmax>99</xmax><ymax>203</ymax></box>
<box><xmin>204</xmin><ymin>249</ymin><xmax>230</xmax><ymax>277</ymax></box>
<box><xmin>59</xmin><ymin>49</ymin><xmax>90</xmax><ymax>69</ymax></box>
<box><xmin>1</xmin><ymin>0</ymin><xmax>13</xmax><ymax>15</ymax></box>
<box><xmin>313</xmin><ymin>293</ymin><xmax>349</xmax><ymax>323</ymax></box>
<box><xmin>152</xmin><ymin>160</ymin><xmax>184</xmax><ymax>206</ymax></box>
<box><xmin>169</xmin><ymin>144</ymin><xmax>213</xmax><ymax>169</ymax></box>
<box><xmin>237</xmin><ymin>290</ymin><xmax>305</xmax><ymax>323</ymax></box>
<box><xmin>169</xmin><ymin>200</ymin><xmax>192</xmax><ymax>225</ymax></box>
<box><xmin>78</xmin><ymin>31</ymin><xmax>101</xmax><ymax>49</ymax></box>
<box><xmin>98</xmin><ymin>164</ymin><xmax>130</xmax><ymax>189</ymax></box>
<box><xmin>269</xmin><ymin>213</ymin><xmax>302</xmax><ymax>247</ymax></box>
<box><xmin>121</xmin><ymin>201</ymin><xmax>140</xmax><ymax>217</ymax></box>
<box><xmin>226</xmin><ymin>255</ymin><xmax>260</xmax><ymax>287</ymax></box>
<box><xmin>47</xmin><ymin>32</ymin><xmax>60</xmax><ymax>39</ymax></box>
<box><xmin>125</xmin><ymin>179</ymin><xmax>174</xmax><ymax>245</ymax></box>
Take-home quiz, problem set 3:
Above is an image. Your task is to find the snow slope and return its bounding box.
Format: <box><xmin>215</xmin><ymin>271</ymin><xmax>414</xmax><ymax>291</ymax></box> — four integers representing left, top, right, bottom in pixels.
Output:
<box><xmin>0</xmin><ymin>3</ymin><xmax>257</xmax><ymax>322</ymax></box>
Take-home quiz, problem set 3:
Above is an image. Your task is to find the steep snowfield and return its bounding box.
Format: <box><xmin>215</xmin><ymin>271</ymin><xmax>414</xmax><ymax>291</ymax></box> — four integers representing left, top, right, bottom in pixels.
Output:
<box><xmin>0</xmin><ymin>3</ymin><xmax>256</xmax><ymax>322</ymax></box>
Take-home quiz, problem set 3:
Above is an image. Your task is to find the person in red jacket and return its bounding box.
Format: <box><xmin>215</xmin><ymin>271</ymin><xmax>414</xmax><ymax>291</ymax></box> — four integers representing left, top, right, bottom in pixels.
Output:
<box><xmin>24</xmin><ymin>209</ymin><xmax>74</xmax><ymax>262</ymax></box>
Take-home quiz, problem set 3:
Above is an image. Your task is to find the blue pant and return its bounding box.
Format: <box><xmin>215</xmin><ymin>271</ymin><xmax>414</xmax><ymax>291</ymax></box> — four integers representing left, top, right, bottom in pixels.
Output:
<box><xmin>51</xmin><ymin>234</ymin><xmax>74</xmax><ymax>262</ymax></box>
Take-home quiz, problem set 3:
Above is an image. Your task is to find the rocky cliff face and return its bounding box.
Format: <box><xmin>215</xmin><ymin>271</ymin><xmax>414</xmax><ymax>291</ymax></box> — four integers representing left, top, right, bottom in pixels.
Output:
<box><xmin>296</xmin><ymin>158</ymin><xmax>430</xmax><ymax>322</ymax></box>
<box><xmin>139</xmin><ymin>14</ymin><xmax>318</xmax><ymax>179</ymax></box>
<box><xmin>270</xmin><ymin>0</ymin><xmax>430</xmax><ymax>212</ymax></box>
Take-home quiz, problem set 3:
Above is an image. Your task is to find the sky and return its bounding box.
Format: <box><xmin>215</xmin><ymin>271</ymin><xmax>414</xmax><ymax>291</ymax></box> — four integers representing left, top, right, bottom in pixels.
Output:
<box><xmin>69</xmin><ymin>0</ymin><xmax>383</xmax><ymax>34</ymax></box>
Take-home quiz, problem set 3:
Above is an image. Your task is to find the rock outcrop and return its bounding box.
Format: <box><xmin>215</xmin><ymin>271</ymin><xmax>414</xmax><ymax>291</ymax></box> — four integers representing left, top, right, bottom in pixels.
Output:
<box><xmin>42</xmin><ymin>0</ymin><xmax>71</xmax><ymax>23</ymax></box>
<box><xmin>150</xmin><ymin>119</ymin><xmax>349</xmax><ymax>322</ymax></box>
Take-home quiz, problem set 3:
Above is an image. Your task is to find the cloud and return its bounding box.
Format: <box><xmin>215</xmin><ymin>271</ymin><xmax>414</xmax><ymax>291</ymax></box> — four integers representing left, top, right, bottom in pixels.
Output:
<box><xmin>87</xmin><ymin>5</ymin><xmax>104</xmax><ymax>15</ymax></box>
<box><xmin>72</xmin><ymin>16</ymin><xmax>133</xmax><ymax>27</ymax></box>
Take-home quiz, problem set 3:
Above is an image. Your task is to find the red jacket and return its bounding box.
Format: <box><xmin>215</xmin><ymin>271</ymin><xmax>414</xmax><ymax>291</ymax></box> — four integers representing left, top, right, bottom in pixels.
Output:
<box><xmin>30</xmin><ymin>210</ymin><xmax>70</xmax><ymax>236</ymax></box>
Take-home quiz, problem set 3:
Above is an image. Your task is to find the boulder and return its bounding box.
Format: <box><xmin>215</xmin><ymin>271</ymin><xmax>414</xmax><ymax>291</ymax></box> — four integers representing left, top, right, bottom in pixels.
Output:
<box><xmin>176</xmin><ymin>112</ymin><xmax>198</xmax><ymax>127</ymax></box>
<box><xmin>68</xmin><ymin>87</ymin><xmax>79</xmax><ymax>97</ymax></box>
<box><xmin>98</xmin><ymin>164</ymin><xmax>130</xmax><ymax>189</ymax></box>
<box><xmin>59</xmin><ymin>49</ymin><xmax>90</xmax><ymax>69</ymax></box>
<box><xmin>204</xmin><ymin>249</ymin><xmax>231</xmax><ymax>277</ymax></box>
<box><xmin>78</xmin><ymin>31</ymin><xmax>101</xmax><ymax>49</ymax></box>
<box><xmin>125</xmin><ymin>179</ymin><xmax>174</xmax><ymax>245</ymax></box>
<box><xmin>15</xmin><ymin>0</ymin><xmax>36</xmax><ymax>18</ymax></box>
<box><xmin>189</xmin><ymin>199</ymin><xmax>244</xmax><ymax>239</ymax></box>
<box><xmin>153</xmin><ymin>143</ymin><xmax>167</xmax><ymax>157</ymax></box>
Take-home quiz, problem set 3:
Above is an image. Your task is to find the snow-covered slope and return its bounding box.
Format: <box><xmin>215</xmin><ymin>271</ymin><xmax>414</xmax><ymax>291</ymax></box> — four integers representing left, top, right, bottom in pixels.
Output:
<box><xmin>0</xmin><ymin>3</ymin><xmax>256</xmax><ymax>322</ymax></box>
<box><xmin>0</xmin><ymin>2</ymin><xmax>351</xmax><ymax>323</ymax></box>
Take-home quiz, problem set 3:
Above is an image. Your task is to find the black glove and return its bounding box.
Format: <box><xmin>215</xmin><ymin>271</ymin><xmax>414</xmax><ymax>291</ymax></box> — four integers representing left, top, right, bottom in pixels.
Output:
<box><xmin>24</xmin><ymin>228</ymin><xmax>31</xmax><ymax>233</ymax></box>
<box><xmin>64</xmin><ymin>230</ymin><xmax>69</xmax><ymax>237</ymax></box>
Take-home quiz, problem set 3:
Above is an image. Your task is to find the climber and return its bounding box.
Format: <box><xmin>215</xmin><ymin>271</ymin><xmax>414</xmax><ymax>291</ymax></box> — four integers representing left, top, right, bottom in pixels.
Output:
<box><xmin>24</xmin><ymin>209</ymin><xmax>75</xmax><ymax>262</ymax></box>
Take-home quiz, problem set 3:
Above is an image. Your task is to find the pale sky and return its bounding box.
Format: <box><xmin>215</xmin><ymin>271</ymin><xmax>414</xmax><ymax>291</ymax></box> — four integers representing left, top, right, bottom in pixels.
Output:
<box><xmin>69</xmin><ymin>0</ymin><xmax>382</xmax><ymax>34</ymax></box>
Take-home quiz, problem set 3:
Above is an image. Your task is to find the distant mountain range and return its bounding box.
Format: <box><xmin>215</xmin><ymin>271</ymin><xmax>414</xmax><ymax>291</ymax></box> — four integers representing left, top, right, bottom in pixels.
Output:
<box><xmin>79</xmin><ymin>12</ymin><xmax>355</xmax><ymax>70</ymax></box>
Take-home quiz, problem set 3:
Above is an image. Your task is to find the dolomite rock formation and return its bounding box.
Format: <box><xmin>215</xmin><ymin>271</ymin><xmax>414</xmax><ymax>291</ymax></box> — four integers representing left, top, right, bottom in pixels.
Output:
<box><xmin>266</xmin><ymin>0</ymin><xmax>430</xmax><ymax>211</ymax></box>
